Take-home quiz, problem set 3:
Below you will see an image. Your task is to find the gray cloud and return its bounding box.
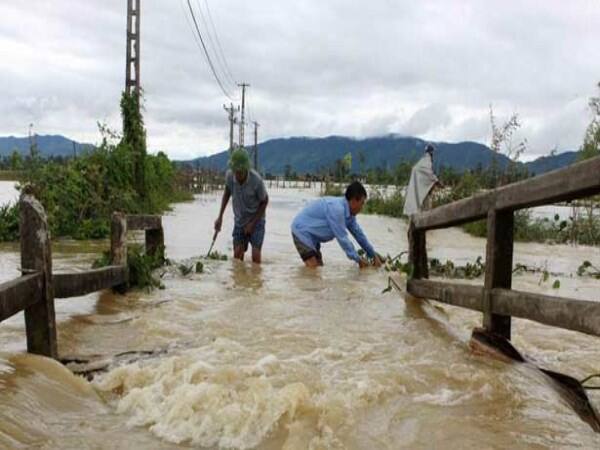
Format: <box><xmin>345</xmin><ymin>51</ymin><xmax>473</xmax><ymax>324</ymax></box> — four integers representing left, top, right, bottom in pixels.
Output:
<box><xmin>0</xmin><ymin>0</ymin><xmax>599</xmax><ymax>159</ymax></box>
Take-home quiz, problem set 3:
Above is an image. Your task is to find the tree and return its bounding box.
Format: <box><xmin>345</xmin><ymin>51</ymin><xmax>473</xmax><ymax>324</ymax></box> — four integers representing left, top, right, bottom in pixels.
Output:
<box><xmin>121</xmin><ymin>90</ymin><xmax>147</xmax><ymax>199</ymax></box>
<box><xmin>9</xmin><ymin>150</ymin><xmax>23</xmax><ymax>170</ymax></box>
<box><xmin>578</xmin><ymin>82</ymin><xmax>600</xmax><ymax>161</ymax></box>
<box><xmin>357</xmin><ymin>150</ymin><xmax>366</xmax><ymax>175</ymax></box>
<box><xmin>489</xmin><ymin>105</ymin><xmax>527</xmax><ymax>186</ymax></box>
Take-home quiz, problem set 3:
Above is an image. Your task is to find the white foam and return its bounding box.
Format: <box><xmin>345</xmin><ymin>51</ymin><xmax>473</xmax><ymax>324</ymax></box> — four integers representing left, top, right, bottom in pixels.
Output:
<box><xmin>96</xmin><ymin>353</ymin><xmax>311</xmax><ymax>449</ymax></box>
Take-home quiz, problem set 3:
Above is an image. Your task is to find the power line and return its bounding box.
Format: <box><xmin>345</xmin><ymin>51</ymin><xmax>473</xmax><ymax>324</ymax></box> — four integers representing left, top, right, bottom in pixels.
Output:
<box><xmin>184</xmin><ymin>0</ymin><xmax>234</xmax><ymax>100</ymax></box>
<box><xmin>194</xmin><ymin>0</ymin><xmax>237</xmax><ymax>93</ymax></box>
<box><xmin>202</xmin><ymin>0</ymin><xmax>237</xmax><ymax>88</ymax></box>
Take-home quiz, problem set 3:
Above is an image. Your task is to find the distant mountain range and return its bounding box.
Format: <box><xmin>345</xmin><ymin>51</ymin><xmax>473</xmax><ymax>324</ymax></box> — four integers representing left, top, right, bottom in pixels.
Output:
<box><xmin>0</xmin><ymin>135</ymin><xmax>92</xmax><ymax>158</ymax></box>
<box><xmin>183</xmin><ymin>135</ymin><xmax>578</xmax><ymax>176</ymax></box>
<box><xmin>0</xmin><ymin>134</ymin><xmax>579</xmax><ymax>176</ymax></box>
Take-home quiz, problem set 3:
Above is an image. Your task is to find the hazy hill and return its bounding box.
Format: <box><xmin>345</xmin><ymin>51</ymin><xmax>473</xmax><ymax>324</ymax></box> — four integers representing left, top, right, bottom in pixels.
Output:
<box><xmin>0</xmin><ymin>135</ymin><xmax>92</xmax><ymax>158</ymax></box>
<box><xmin>0</xmin><ymin>133</ymin><xmax>579</xmax><ymax>176</ymax></box>
<box><xmin>184</xmin><ymin>135</ymin><xmax>577</xmax><ymax>176</ymax></box>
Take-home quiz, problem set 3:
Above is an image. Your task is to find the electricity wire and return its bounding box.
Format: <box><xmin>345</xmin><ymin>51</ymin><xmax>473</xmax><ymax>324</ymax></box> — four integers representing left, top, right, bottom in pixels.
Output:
<box><xmin>200</xmin><ymin>0</ymin><xmax>238</xmax><ymax>90</ymax></box>
<box><xmin>184</xmin><ymin>0</ymin><xmax>234</xmax><ymax>100</ymax></box>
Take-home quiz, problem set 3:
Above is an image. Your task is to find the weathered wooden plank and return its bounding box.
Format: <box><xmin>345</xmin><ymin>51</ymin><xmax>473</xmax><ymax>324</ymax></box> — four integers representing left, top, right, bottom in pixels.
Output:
<box><xmin>408</xmin><ymin>221</ymin><xmax>428</xmax><ymax>279</ymax></box>
<box><xmin>145</xmin><ymin>227</ymin><xmax>164</xmax><ymax>260</ymax></box>
<box><xmin>127</xmin><ymin>214</ymin><xmax>161</xmax><ymax>231</ymax></box>
<box><xmin>492</xmin><ymin>289</ymin><xmax>600</xmax><ymax>338</ymax></box>
<box><xmin>54</xmin><ymin>266</ymin><xmax>128</xmax><ymax>299</ymax></box>
<box><xmin>407</xmin><ymin>279</ymin><xmax>484</xmax><ymax>311</ymax></box>
<box><xmin>111</xmin><ymin>212</ymin><xmax>128</xmax><ymax>293</ymax></box>
<box><xmin>111</xmin><ymin>212</ymin><xmax>127</xmax><ymax>265</ymax></box>
<box><xmin>407</xmin><ymin>278</ymin><xmax>600</xmax><ymax>338</ymax></box>
<box><xmin>20</xmin><ymin>194</ymin><xmax>57</xmax><ymax>359</ymax></box>
<box><xmin>483</xmin><ymin>210</ymin><xmax>513</xmax><ymax>339</ymax></box>
<box><xmin>0</xmin><ymin>273</ymin><xmax>43</xmax><ymax>322</ymax></box>
<box><xmin>495</xmin><ymin>155</ymin><xmax>600</xmax><ymax>211</ymax></box>
<box><xmin>412</xmin><ymin>191</ymin><xmax>493</xmax><ymax>230</ymax></box>
<box><xmin>412</xmin><ymin>155</ymin><xmax>600</xmax><ymax>231</ymax></box>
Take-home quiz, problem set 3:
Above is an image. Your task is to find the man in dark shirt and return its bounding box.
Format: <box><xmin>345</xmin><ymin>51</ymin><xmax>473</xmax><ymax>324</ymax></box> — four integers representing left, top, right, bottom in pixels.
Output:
<box><xmin>214</xmin><ymin>149</ymin><xmax>269</xmax><ymax>263</ymax></box>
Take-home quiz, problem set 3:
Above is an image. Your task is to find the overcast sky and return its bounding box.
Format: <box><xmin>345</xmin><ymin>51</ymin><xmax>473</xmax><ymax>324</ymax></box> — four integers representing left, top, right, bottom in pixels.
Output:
<box><xmin>1</xmin><ymin>0</ymin><xmax>599</xmax><ymax>160</ymax></box>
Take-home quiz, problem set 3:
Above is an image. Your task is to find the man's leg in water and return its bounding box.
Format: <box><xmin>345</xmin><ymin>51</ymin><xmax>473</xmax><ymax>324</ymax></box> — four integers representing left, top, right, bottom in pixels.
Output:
<box><xmin>232</xmin><ymin>223</ymin><xmax>248</xmax><ymax>261</ymax></box>
<box><xmin>234</xmin><ymin>244</ymin><xmax>246</xmax><ymax>261</ymax></box>
<box><xmin>250</xmin><ymin>219</ymin><xmax>265</xmax><ymax>264</ymax></box>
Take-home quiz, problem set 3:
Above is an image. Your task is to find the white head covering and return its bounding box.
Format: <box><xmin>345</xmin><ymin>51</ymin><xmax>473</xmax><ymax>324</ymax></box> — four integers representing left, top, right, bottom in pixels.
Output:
<box><xmin>403</xmin><ymin>152</ymin><xmax>439</xmax><ymax>216</ymax></box>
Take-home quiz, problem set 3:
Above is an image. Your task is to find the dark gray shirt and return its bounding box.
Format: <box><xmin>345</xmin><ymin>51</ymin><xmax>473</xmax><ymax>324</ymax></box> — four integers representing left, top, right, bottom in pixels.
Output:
<box><xmin>225</xmin><ymin>169</ymin><xmax>268</xmax><ymax>226</ymax></box>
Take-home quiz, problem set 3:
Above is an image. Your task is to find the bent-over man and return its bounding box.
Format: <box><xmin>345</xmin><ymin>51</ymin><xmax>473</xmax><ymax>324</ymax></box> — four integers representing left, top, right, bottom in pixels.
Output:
<box><xmin>291</xmin><ymin>181</ymin><xmax>382</xmax><ymax>268</ymax></box>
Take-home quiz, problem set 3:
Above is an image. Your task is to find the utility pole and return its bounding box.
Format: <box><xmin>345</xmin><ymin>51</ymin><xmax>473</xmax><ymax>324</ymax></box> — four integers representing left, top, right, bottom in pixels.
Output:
<box><xmin>125</xmin><ymin>0</ymin><xmax>141</xmax><ymax>99</ymax></box>
<box><xmin>237</xmin><ymin>83</ymin><xmax>250</xmax><ymax>148</ymax></box>
<box><xmin>28</xmin><ymin>123</ymin><xmax>38</xmax><ymax>160</ymax></box>
<box><xmin>223</xmin><ymin>103</ymin><xmax>239</xmax><ymax>154</ymax></box>
<box><xmin>252</xmin><ymin>121</ymin><xmax>260</xmax><ymax>171</ymax></box>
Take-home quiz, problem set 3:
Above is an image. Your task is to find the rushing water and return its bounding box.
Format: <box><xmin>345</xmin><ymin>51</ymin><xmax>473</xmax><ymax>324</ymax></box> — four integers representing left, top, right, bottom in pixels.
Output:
<box><xmin>1</xmin><ymin>185</ymin><xmax>600</xmax><ymax>449</ymax></box>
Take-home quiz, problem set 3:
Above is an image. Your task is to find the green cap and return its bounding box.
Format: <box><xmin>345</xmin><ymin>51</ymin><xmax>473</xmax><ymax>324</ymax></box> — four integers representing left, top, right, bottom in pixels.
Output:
<box><xmin>229</xmin><ymin>148</ymin><xmax>250</xmax><ymax>171</ymax></box>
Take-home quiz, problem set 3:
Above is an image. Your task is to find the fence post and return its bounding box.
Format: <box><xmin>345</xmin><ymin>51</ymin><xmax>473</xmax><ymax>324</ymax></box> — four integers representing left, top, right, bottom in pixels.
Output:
<box><xmin>20</xmin><ymin>194</ymin><xmax>57</xmax><ymax>358</ymax></box>
<box><xmin>145</xmin><ymin>219</ymin><xmax>164</xmax><ymax>260</ymax></box>
<box><xmin>408</xmin><ymin>221</ymin><xmax>428</xmax><ymax>280</ymax></box>
<box><xmin>483</xmin><ymin>209</ymin><xmax>513</xmax><ymax>339</ymax></box>
<box><xmin>111</xmin><ymin>212</ymin><xmax>128</xmax><ymax>292</ymax></box>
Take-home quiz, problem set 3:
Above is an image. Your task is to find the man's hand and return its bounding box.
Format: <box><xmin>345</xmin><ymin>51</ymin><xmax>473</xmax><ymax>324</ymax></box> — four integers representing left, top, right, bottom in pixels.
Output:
<box><xmin>214</xmin><ymin>216</ymin><xmax>223</xmax><ymax>233</ymax></box>
<box><xmin>243</xmin><ymin>221</ymin><xmax>256</xmax><ymax>236</ymax></box>
<box><xmin>372</xmin><ymin>254</ymin><xmax>383</xmax><ymax>268</ymax></box>
<box><xmin>358</xmin><ymin>257</ymin><xmax>369</xmax><ymax>269</ymax></box>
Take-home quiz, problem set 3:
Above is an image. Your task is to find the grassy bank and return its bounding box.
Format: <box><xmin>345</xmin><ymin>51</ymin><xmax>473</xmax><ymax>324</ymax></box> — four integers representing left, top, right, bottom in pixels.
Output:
<box><xmin>0</xmin><ymin>170</ymin><xmax>23</xmax><ymax>181</ymax></box>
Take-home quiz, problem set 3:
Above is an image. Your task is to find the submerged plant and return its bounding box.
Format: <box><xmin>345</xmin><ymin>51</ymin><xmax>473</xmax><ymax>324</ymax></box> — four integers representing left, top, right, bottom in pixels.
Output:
<box><xmin>92</xmin><ymin>244</ymin><xmax>164</xmax><ymax>291</ymax></box>
<box><xmin>206</xmin><ymin>250</ymin><xmax>228</xmax><ymax>261</ymax></box>
<box><xmin>577</xmin><ymin>260</ymin><xmax>600</xmax><ymax>279</ymax></box>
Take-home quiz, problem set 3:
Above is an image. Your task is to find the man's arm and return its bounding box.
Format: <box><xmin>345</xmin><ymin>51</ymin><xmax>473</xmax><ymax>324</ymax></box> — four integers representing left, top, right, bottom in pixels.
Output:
<box><xmin>214</xmin><ymin>186</ymin><xmax>231</xmax><ymax>232</ymax></box>
<box><xmin>324</xmin><ymin>203</ymin><xmax>367</xmax><ymax>266</ymax></box>
<box><xmin>347</xmin><ymin>218</ymin><xmax>382</xmax><ymax>267</ymax></box>
<box><xmin>347</xmin><ymin>217</ymin><xmax>376</xmax><ymax>258</ymax></box>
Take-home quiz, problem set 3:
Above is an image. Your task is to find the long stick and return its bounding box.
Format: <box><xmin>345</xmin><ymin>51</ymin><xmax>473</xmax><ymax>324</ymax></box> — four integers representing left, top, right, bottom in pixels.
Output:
<box><xmin>207</xmin><ymin>229</ymin><xmax>219</xmax><ymax>257</ymax></box>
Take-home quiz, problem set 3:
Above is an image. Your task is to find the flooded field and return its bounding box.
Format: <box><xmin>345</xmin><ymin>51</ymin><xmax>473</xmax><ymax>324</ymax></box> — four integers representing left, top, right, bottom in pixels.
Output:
<box><xmin>1</xmin><ymin>185</ymin><xmax>600</xmax><ymax>449</ymax></box>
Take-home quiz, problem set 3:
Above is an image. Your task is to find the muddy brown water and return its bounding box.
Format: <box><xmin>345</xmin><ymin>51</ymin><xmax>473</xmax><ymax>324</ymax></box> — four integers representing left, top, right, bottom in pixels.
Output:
<box><xmin>1</xmin><ymin>185</ymin><xmax>600</xmax><ymax>449</ymax></box>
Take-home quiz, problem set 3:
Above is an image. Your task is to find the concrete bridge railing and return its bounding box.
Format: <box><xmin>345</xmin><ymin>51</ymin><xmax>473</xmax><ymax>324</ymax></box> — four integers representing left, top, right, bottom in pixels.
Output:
<box><xmin>0</xmin><ymin>194</ymin><xmax>164</xmax><ymax>359</ymax></box>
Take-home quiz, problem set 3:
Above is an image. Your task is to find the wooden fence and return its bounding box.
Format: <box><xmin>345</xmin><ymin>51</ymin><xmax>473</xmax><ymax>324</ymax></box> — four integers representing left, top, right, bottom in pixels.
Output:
<box><xmin>0</xmin><ymin>194</ymin><xmax>163</xmax><ymax>359</ymax></box>
<box><xmin>407</xmin><ymin>155</ymin><xmax>600</xmax><ymax>340</ymax></box>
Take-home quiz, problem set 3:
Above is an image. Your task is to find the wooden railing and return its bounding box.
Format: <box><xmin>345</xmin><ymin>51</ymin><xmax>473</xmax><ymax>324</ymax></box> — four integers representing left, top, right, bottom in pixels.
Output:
<box><xmin>0</xmin><ymin>194</ymin><xmax>164</xmax><ymax>359</ymax></box>
<box><xmin>407</xmin><ymin>155</ymin><xmax>600</xmax><ymax>340</ymax></box>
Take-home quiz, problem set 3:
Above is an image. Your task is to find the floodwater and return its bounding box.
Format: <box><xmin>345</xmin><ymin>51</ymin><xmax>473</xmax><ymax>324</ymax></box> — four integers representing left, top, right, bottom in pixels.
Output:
<box><xmin>1</xmin><ymin>184</ymin><xmax>600</xmax><ymax>449</ymax></box>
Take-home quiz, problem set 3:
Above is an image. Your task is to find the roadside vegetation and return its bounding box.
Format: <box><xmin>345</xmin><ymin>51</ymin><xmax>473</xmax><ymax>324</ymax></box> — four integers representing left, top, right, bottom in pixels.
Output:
<box><xmin>0</xmin><ymin>91</ymin><xmax>192</xmax><ymax>242</ymax></box>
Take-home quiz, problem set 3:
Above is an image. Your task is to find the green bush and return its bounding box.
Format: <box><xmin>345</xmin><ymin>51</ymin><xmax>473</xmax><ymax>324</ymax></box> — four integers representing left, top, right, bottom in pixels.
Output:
<box><xmin>321</xmin><ymin>182</ymin><xmax>344</xmax><ymax>197</ymax></box>
<box><xmin>461</xmin><ymin>210</ymin><xmax>600</xmax><ymax>246</ymax></box>
<box><xmin>363</xmin><ymin>190</ymin><xmax>405</xmax><ymax>218</ymax></box>
<box><xmin>0</xmin><ymin>203</ymin><xmax>19</xmax><ymax>241</ymax></box>
<box><xmin>0</xmin><ymin>91</ymin><xmax>192</xmax><ymax>242</ymax></box>
<box><xmin>92</xmin><ymin>244</ymin><xmax>164</xmax><ymax>291</ymax></box>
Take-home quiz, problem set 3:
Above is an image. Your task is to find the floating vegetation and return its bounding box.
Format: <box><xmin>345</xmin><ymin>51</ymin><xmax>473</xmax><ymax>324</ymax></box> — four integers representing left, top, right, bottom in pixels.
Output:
<box><xmin>577</xmin><ymin>260</ymin><xmax>600</xmax><ymax>279</ymax></box>
<box><xmin>178</xmin><ymin>264</ymin><xmax>193</xmax><ymax>276</ymax></box>
<box><xmin>206</xmin><ymin>250</ymin><xmax>228</xmax><ymax>261</ymax></box>
<box><xmin>429</xmin><ymin>256</ymin><xmax>485</xmax><ymax>279</ymax></box>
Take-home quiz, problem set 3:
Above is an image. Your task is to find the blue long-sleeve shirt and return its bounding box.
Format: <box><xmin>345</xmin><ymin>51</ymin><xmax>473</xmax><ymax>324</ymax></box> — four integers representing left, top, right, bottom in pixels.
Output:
<box><xmin>291</xmin><ymin>196</ymin><xmax>376</xmax><ymax>262</ymax></box>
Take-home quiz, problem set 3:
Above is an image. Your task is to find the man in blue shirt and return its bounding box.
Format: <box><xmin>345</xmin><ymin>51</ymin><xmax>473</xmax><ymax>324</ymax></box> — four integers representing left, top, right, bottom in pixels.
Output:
<box><xmin>291</xmin><ymin>181</ymin><xmax>383</xmax><ymax>268</ymax></box>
